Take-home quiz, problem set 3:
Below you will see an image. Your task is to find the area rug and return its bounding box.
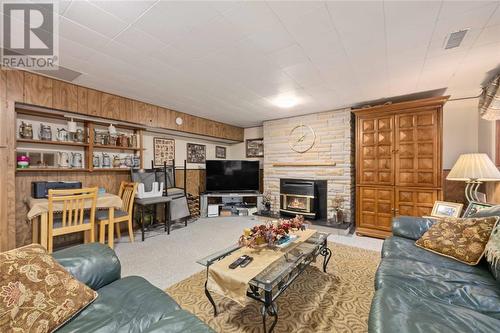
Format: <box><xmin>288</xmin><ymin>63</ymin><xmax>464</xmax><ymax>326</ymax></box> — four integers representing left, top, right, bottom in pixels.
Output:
<box><xmin>166</xmin><ymin>242</ymin><xmax>380</xmax><ymax>333</ymax></box>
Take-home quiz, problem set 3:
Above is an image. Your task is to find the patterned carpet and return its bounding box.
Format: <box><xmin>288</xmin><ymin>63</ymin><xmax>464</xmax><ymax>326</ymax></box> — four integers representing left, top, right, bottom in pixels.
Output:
<box><xmin>166</xmin><ymin>242</ymin><xmax>380</xmax><ymax>333</ymax></box>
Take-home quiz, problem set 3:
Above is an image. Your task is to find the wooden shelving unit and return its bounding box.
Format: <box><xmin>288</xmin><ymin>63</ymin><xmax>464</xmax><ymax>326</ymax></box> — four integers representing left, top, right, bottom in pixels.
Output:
<box><xmin>16</xmin><ymin>107</ymin><xmax>145</xmax><ymax>173</ymax></box>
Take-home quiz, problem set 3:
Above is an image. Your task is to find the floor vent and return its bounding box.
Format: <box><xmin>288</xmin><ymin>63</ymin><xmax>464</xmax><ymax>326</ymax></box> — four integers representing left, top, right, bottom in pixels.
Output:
<box><xmin>444</xmin><ymin>29</ymin><xmax>469</xmax><ymax>49</ymax></box>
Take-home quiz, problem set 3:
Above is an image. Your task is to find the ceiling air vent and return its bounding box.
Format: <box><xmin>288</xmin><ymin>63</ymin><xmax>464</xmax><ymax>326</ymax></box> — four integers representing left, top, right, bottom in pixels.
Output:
<box><xmin>34</xmin><ymin>65</ymin><xmax>83</xmax><ymax>82</ymax></box>
<box><xmin>444</xmin><ymin>29</ymin><xmax>469</xmax><ymax>49</ymax></box>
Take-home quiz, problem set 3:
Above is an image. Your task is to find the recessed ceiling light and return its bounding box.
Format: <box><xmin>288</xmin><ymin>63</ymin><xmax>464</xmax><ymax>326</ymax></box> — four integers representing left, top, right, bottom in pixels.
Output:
<box><xmin>272</xmin><ymin>94</ymin><xmax>300</xmax><ymax>108</ymax></box>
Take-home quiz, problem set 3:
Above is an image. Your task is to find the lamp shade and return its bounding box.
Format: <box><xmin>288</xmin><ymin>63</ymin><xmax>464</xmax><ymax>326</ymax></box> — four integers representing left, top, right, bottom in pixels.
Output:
<box><xmin>447</xmin><ymin>153</ymin><xmax>500</xmax><ymax>181</ymax></box>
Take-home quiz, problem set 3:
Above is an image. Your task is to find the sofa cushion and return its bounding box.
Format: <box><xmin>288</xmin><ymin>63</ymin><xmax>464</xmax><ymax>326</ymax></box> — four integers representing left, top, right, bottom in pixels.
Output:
<box><xmin>0</xmin><ymin>244</ymin><xmax>97</xmax><ymax>333</ymax></box>
<box><xmin>382</xmin><ymin>236</ymin><xmax>488</xmax><ymax>274</ymax></box>
<box><xmin>375</xmin><ymin>258</ymin><xmax>500</xmax><ymax>319</ymax></box>
<box><xmin>415</xmin><ymin>216</ymin><xmax>498</xmax><ymax>265</ymax></box>
<box><xmin>57</xmin><ymin>276</ymin><xmax>182</xmax><ymax>333</ymax></box>
<box><xmin>53</xmin><ymin>243</ymin><xmax>121</xmax><ymax>290</ymax></box>
<box><xmin>142</xmin><ymin>311</ymin><xmax>214</xmax><ymax>333</ymax></box>
<box><xmin>369</xmin><ymin>287</ymin><xmax>500</xmax><ymax>333</ymax></box>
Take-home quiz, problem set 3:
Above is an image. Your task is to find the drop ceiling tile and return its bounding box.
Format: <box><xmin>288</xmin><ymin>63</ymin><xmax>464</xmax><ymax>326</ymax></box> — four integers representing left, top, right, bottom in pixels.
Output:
<box><xmin>268</xmin><ymin>0</ymin><xmax>326</xmax><ymax>27</ymax></box>
<box><xmin>59</xmin><ymin>16</ymin><xmax>110</xmax><ymax>52</ymax></box>
<box><xmin>267</xmin><ymin>44</ymin><xmax>309</xmax><ymax>69</ymax></box>
<box><xmin>89</xmin><ymin>0</ymin><xmax>156</xmax><ymax>23</ymax></box>
<box><xmin>475</xmin><ymin>24</ymin><xmax>500</xmax><ymax>46</ymax></box>
<box><xmin>221</xmin><ymin>1</ymin><xmax>280</xmax><ymax>36</ymax></box>
<box><xmin>245</xmin><ymin>22</ymin><xmax>295</xmax><ymax>54</ymax></box>
<box><xmin>62</xmin><ymin>0</ymin><xmax>129</xmax><ymax>38</ymax></box>
<box><xmin>487</xmin><ymin>4</ymin><xmax>500</xmax><ymax>26</ymax></box>
<box><xmin>283</xmin><ymin>62</ymin><xmax>324</xmax><ymax>88</ymax></box>
<box><xmin>58</xmin><ymin>37</ymin><xmax>100</xmax><ymax>62</ymax></box>
<box><xmin>133</xmin><ymin>1</ymin><xmax>220</xmax><ymax>45</ymax></box>
<box><xmin>114</xmin><ymin>26</ymin><xmax>168</xmax><ymax>55</ymax></box>
<box><xmin>438</xmin><ymin>1</ymin><xmax>499</xmax><ymax>21</ymax></box>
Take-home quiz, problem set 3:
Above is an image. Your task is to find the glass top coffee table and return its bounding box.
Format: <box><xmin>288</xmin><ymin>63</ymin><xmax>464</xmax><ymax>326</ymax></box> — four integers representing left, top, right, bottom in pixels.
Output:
<box><xmin>197</xmin><ymin>231</ymin><xmax>332</xmax><ymax>333</ymax></box>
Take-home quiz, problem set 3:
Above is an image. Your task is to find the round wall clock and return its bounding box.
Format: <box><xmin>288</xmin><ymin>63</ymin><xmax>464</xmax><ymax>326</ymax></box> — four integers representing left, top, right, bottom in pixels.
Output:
<box><xmin>288</xmin><ymin>124</ymin><xmax>316</xmax><ymax>153</ymax></box>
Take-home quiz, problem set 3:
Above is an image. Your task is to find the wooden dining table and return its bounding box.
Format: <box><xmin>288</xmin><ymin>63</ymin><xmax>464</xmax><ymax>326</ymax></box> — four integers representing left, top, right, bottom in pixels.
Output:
<box><xmin>27</xmin><ymin>193</ymin><xmax>123</xmax><ymax>249</ymax></box>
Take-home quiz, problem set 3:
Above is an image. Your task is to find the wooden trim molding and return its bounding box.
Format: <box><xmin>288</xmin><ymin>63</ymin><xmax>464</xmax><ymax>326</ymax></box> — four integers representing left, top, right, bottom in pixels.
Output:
<box><xmin>496</xmin><ymin>120</ymin><xmax>500</xmax><ymax>166</ymax></box>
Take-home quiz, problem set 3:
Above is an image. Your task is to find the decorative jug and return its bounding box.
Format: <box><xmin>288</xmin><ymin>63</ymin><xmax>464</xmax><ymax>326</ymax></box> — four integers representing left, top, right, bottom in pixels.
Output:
<box><xmin>132</xmin><ymin>155</ymin><xmax>140</xmax><ymax>168</ymax></box>
<box><xmin>39</xmin><ymin>124</ymin><xmax>52</xmax><ymax>141</ymax></box>
<box><xmin>125</xmin><ymin>155</ymin><xmax>133</xmax><ymax>168</ymax></box>
<box><xmin>113</xmin><ymin>155</ymin><xmax>121</xmax><ymax>168</ymax></box>
<box><xmin>102</xmin><ymin>153</ymin><xmax>111</xmax><ymax>168</ymax></box>
<box><xmin>58</xmin><ymin>152</ymin><xmax>70</xmax><ymax>168</ymax></box>
<box><xmin>71</xmin><ymin>152</ymin><xmax>82</xmax><ymax>168</ymax></box>
<box><xmin>19</xmin><ymin>122</ymin><xmax>33</xmax><ymax>139</ymax></box>
<box><xmin>56</xmin><ymin>128</ymin><xmax>68</xmax><ymax>141</ymax></box>
<box><xmin>93</xmin><ymin>154</ymin><xmax>101</xmax><ymax>168</ymax></box>
<box><xmin>75</xmin><ymin>129</ymin><xmax>85</xmax><ymax>143</ymax></box>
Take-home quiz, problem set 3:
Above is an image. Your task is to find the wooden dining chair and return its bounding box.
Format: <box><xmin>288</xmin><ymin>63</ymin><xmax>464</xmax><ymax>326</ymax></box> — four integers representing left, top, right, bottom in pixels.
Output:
<box><xmin>97</xmin><ymin>181</ymin><xmax>138</xmax><ymax>244</ymax></box>
<box><xmin>47</xmin><ymin>187</ymin><xmax>98</xmax><ymax>253</ymax></box>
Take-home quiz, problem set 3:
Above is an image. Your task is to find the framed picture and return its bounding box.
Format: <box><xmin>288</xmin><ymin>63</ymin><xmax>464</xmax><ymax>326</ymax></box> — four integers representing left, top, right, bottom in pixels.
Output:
<box><xmin>463</xmin><ymin>201</ymin><xmax>493</xmax><ymax>218</ymax></box>
<box><xmin>246</xmin><ymin>138</ymin><xmax>264</xmax><ymax>158</ymax></box>
<box><xmin>187</xmin><ymin>143</ymin><xmax>206</xmax><ymax>163</ymax></box>
<box><xmin>153</xmin><ymin>138</ymin><xmax>175</xmax><ymax>166</ymax></box>
<box><xmin>215</xmin><ymin>146</ymin><xmax>226</xmax><ymax>159</ymax></box>
<box><xmin>431</xmin><ymin>201</ymin><xmax>463</xmax><ymax>218</ymax></box>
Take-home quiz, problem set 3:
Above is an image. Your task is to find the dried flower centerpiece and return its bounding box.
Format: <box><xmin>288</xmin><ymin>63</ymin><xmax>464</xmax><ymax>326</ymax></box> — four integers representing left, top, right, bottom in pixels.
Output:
<box><xmin>239</xmin><ymin>215</ymin><xmax>307</xmax><ymax>248</ymax></box>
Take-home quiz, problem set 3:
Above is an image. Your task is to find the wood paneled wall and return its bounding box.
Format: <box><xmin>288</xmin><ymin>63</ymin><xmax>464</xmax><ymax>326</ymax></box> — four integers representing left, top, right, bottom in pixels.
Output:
<box><xmin>1</xmin><ymin>68</ymin><xmax>244</xmax><ymax>141</ymax></box>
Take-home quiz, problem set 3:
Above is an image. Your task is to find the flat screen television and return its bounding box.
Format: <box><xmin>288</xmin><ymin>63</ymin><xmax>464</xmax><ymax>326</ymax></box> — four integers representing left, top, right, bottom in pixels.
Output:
<box><xmin>206</xmin><ymin>160</ymin><xmax>259</xmax><ymax>192</ymax></box>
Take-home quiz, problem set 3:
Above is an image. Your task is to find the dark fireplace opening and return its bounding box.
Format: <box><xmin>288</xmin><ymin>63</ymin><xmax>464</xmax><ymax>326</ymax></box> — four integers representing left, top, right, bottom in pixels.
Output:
<box><xmin>280</xmin><ymin>179</ymin><xmax>327</xmax><ymax>220</ymax></box>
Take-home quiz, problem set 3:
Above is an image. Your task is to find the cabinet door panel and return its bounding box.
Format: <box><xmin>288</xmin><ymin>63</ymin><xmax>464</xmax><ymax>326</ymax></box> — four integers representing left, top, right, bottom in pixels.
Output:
<box><xmin>395</xmin><ymin>109</ymin><xmax>440</xmax><ymax>187</ymax></box>
<box><xmin>77</xmin><ymin>86</ymin><xmax>88</xmax><ymax>114</ymax></box>
<box><xmin>87</xmin><ymin>89</ymin><xmax>101</xmax><ymax>116</ymax></box>
<box><xmin>358</xmin><ymin>186</ymin><xmax>394</xmax><ymax>232</ymax></box>
<box><xmin>395</xmin><ymin>188</ymin><xmax>438</xmax><ymax>217</ymax></box>
<box><xmin>357</xmin><ymin>116</ymin><xmax>394</xmax><ymax>185</ymax></box>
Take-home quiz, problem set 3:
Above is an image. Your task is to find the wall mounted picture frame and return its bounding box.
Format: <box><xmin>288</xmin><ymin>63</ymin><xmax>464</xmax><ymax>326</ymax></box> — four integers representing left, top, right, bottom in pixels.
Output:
<box><xmin>462</xmin><ymin>201</ymin><xmax>493</xmax><ymax>218</ymax></box>
<box><xmin>246</xmin><ymin>138</ymin><xmax>264</xmax><ymax>158</ymax></box>
<box><xmin>153</xmin><ymin>137</ymin><xmax>175</xmax><ymax>166</ymax></box>
<box><xmin>187</xmin><ymin>143</ymin><xmax>206</xmax><ymax>163</ymax></box>
<box><xmin>431</xmin><ymin>201</ymin><xmax>463</xmax><ymax>218</ymax></box>
<box><xmin>215</xmin><ymin>146</ymin><xmax>226</xmax><ymax>159</ymax></box>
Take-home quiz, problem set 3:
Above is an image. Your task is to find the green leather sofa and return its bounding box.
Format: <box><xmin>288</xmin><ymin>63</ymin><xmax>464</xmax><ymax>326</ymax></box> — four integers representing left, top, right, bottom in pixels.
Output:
<box><xmin>368</xmin><ymin>215</ymin><xmax>500</xmax><ymax>333</ymax></box>
<box><xmin>51</xmin><ymin>243</ymin><xmax>214</xmax><ymax>333</ymax></box>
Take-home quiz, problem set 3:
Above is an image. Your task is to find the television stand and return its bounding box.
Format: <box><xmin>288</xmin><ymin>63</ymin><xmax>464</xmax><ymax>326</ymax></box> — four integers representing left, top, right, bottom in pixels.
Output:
<box><xmin>200</xmin><ymin>192</ymin><xmax>263</xmax><ymax>218</ymax></box>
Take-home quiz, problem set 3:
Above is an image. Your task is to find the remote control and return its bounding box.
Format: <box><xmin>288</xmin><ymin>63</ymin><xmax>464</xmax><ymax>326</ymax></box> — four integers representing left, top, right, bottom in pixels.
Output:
<box><xmin>240</xmin><ymin>256</ymin><xmax>253</xmax><ymax>268</ymax></box>
<box><xmin>229</xmin><ymin>255</ymin><xmax>249</xmax><ymax>269</ymax></box>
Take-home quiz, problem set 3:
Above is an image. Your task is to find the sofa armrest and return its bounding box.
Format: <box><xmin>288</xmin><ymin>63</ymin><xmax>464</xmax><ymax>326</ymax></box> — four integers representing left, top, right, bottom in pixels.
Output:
<box><xmin>392</xmin><ymin>216</ymin><xmax>436</xmax><ymax>240</ymax></box>
<box><xmin>53</xmin><ymin>242</ymin><xmax>121</xmax><ymax>290</ymax></box>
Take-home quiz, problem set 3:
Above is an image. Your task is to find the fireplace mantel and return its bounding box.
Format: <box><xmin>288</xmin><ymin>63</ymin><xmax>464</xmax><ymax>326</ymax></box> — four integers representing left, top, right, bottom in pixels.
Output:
<box><xmin>272</xmin><ymin>162</ymin><xmax>337</xmax><ymax>167</ymax></box>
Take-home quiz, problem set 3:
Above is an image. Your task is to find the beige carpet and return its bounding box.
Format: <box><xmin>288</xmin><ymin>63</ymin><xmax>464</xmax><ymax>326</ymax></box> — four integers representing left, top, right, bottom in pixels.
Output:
<box><xmin>166</xmin><ymin>242</ymin><xmax>380</xmax><ymax>333</ymax></box>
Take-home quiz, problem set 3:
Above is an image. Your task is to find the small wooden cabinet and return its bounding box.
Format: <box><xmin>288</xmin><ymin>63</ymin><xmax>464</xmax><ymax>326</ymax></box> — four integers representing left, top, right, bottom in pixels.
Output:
<box><xmin>354</xmin><ymin>97</ymin><xmax>448</xmax><ymax>238</ymax></box>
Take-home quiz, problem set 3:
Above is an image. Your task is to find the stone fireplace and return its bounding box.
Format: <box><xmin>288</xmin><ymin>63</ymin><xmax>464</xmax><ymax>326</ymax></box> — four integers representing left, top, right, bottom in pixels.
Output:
<box><xmin>263</xmin><ymin>108</ymin><xmax>354</xmax><ymax>225</ymax></box>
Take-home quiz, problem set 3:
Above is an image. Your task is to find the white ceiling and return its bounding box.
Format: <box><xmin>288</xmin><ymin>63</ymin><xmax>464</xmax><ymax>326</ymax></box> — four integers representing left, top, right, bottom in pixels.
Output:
<box><xmin>6</xmin><ymin>0</ymin><xmax>500</xmax><ymax>127</ymax></box>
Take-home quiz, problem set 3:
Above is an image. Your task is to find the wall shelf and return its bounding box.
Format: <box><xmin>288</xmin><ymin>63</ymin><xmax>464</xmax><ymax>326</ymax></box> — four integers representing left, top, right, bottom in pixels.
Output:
<box><xmin>92</xmin><ymin>144</ymin><xmax>143</xmax><ymax>151</ymax></box>
<box><xmin>17</xmin><ymin>138</ymin><xmax>89</xmax><ymax>148</ymax></box>
<box><xmin>16</xmin><ymin>168</ymin><xmax>89</xmax><ymax>173</ymax></box>
<box><xmin>91</xmin><ymin>168</ymin><xmax>134</xmax><ymax>172</ymax></box>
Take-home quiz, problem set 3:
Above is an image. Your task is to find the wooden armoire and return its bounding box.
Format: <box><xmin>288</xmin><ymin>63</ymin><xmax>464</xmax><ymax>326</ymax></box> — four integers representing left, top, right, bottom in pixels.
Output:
<box><xmin>353</xmin><ymin>96</ymin><xmax>449</xmax><ymax>238</ymax></box>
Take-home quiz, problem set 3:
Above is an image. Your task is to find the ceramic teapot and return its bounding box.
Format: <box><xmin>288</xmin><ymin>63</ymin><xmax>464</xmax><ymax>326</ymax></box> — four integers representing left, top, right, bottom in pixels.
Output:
<box><xmin>102</xmin><ymin>153</ymin><xmax>111</xmax><ymax>168</ymax></box>
<box><xmin>71</xmin><ymin>152</ymin><xmax>82</xmax><ymax>168</ymax></box>
<box><xmin>58</xmin><ymin>152</ymin><xmax>70</xmax><ymax>168</ymax></box>
<box><xmin>39</xmin><ymin>124</ymin><xmax>52</xmax><ymax>141</ymax></box>
<box><xmin>56</xmin><ymin>128</ymin><xmax>68</xmax><ymax>141</ymax></box>
<box><xmin>19</xmin><ymin>122</ymin><xmax>33</xmax><ymax>139</ymax></box>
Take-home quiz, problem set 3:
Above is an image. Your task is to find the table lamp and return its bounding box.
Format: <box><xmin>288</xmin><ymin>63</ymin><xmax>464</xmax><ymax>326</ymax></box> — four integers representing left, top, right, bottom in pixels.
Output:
<box><xmin>446</xmin><ymin>153</ymin><xmax>500</xmax><ymax>202</ymax></box>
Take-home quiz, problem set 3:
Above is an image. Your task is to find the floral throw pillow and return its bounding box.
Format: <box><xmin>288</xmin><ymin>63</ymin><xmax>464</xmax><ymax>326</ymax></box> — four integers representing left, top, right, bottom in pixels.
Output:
<box><xmin>415</xmin><ymin>216</ymin><xmax>499</xmax><ymax>265</ymax></box>
<box><xmin>0</xmin><ymin>244</ymin><xmax>97</xmax><ymax>332</ymax></box>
